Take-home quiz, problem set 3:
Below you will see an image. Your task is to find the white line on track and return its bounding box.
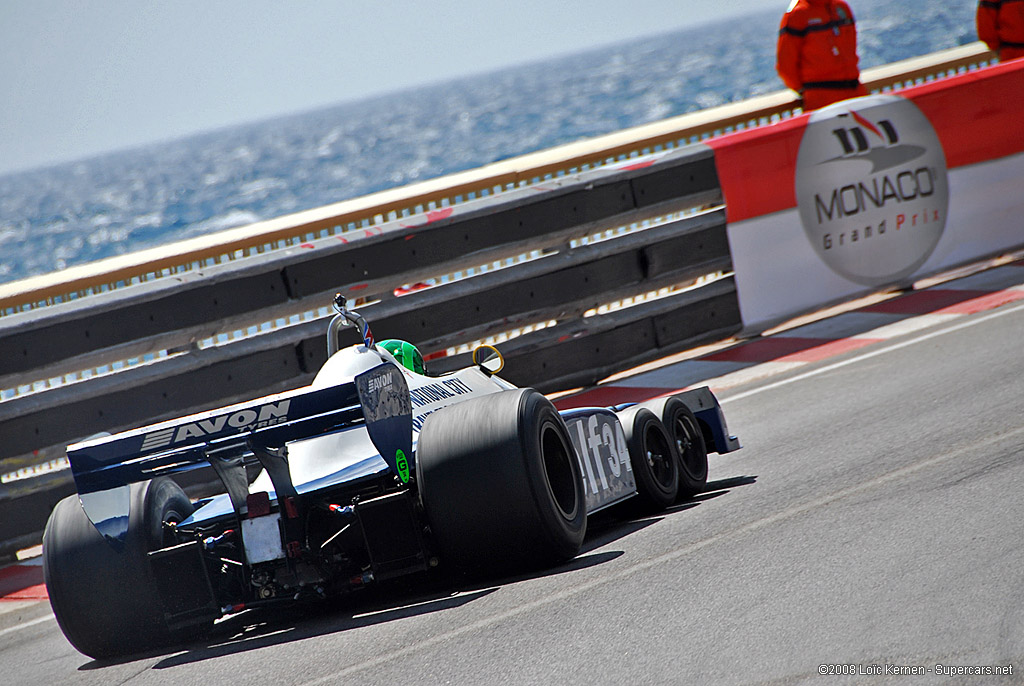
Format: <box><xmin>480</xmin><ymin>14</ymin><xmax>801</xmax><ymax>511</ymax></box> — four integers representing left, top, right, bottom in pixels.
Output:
<box><xmin>722</xmin><ymin>299</ymin><xmax>1024</xmax><ymax>404</ymax></box>
<box><xmin>300</xmin><ymin>418</ymin><xmax>1024</xmax><ymax>685</ymax></box>
<box><xmin>0</xmin><ymin>613</ymin><xmax>54</xmax><ymax>638</ymax></box>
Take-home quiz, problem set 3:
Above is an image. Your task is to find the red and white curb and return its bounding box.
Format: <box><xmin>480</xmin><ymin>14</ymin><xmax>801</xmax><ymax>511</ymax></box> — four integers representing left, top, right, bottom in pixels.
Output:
<box><xmin>0</xmin><ymin>554</ymin><xmax>46</xmax><ymax>602</ymax></box>
<box><xmin>556</xmin><ymin>261</ymin><xmax>1024</xmax><ymax>410</ymax></box>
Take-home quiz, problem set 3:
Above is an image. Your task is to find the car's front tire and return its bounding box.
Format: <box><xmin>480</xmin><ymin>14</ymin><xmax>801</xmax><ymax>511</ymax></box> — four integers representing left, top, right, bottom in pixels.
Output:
<box><xmin>616</xmin><ymin>406</ymin><xmax>680</xmax><ymax>511</ymax></box>
<box><xmin>641</xmin><ymin>396</ymin><xmax>708</xmax><ymax>499</ymax></box>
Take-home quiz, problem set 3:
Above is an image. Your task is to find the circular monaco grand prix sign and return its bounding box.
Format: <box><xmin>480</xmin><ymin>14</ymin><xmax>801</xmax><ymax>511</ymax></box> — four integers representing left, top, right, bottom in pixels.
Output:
<box><xmin>795</xmin><ymin>94</ymin><xmax>949</xmax><ymax>286</ymax></box>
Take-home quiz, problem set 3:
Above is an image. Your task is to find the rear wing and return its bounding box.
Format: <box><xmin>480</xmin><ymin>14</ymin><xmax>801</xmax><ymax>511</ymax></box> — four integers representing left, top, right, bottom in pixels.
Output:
<box><xmin>68</xmin><ymin>361</ymin><xmax>414</xmax><ymax>545</ymax></box>
<box><xmin>67</xmin><ymin>382</ymin><xmax>363</xmax><ymax>497</ymax></box>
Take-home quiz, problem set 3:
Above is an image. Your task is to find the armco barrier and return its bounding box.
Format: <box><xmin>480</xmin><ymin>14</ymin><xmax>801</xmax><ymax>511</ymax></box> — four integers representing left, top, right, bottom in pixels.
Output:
<box><xmin>0</xmin><ymin>146</ymin><xmax>721</xmax><ymax>392</ymax></box>
<box><xmin>0</xmin><ymin>43</ymin><xmax>1003</xmax><ymax>558</ymax></box>
<box><xmin>0</xmin><ymin>146</ymin><xmax>726</xmax><ymax>446</ymax></box>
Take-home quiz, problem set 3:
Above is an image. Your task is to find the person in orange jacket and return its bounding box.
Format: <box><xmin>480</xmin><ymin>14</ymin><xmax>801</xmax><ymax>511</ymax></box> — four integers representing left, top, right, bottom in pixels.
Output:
<box><xmin>776</xmin><ymin>0</ymin><xmax>868</xmax><ymax>111</ymax></box>
<box><xmin>977</xmin><ymin>0</ymin><xmax>1024</xmax><ymax>62</ymax></box>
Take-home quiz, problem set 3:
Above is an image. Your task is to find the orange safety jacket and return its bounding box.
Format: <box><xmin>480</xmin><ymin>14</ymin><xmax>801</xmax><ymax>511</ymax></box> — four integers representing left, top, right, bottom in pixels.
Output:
<box><xmin>777</xmin><ymin>0</ymin><xmax>866</xmax><ymax>108</ymax></box>
<box><xmin>977</xmin><ymin>0</ymin><xmax>1024</xmax><ymax>61</ymax></box>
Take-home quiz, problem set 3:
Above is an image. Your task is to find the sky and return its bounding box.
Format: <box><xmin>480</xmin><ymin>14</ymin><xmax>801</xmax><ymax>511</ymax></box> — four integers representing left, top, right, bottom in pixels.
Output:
<box><xmin>0</xmin><ymin>1</ymin><xmax>772</xmax><ymax>175</ymax></box>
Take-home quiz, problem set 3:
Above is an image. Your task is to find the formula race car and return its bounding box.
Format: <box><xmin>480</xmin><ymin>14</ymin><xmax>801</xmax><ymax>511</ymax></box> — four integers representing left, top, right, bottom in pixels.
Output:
<box><xmin>43</xmin><ymin>294</ymin><xmax>741</xmax><ymax>659</ymax></box>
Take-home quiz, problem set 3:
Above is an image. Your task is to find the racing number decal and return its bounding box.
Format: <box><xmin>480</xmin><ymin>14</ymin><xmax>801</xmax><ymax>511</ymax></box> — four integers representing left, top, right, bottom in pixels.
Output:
<box><xmin>565</xmin><ymin>411</ymin><xmax>635</xmax><ymax>512</ymax></box>
<box><xmin>572</xmin><ymin>415</ymin><xmax>628</xmax><ymax>493</ymax></box>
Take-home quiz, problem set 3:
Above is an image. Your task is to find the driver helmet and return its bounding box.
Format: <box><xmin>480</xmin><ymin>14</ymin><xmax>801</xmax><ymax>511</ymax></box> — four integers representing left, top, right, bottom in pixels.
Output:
<box><xmin>379</xmin><ymin>339</ymin><xmax>425</xmax><ymax>375</ymax></box>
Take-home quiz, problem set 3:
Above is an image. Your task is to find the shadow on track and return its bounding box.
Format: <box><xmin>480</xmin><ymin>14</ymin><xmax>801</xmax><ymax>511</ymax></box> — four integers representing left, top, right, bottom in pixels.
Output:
<box><xmin>76</xmin><ymin>475</ymin><xmax>757</xmax><ymax>672</ymax></box>
<box><xmin>700</xmin><ymin>475</ymin><xmax>758</xmax><ymax>497</ymax></box>
<box><xmin>582</xmin><ymin>473</ymin><xmax>758</xmax><ymax>551</ymax></box>
<box><xmin>74</xmin><ymin>550</ymin><xmax>622</xmax><ymax>671</ymax></box>
<box><xmin>143</xmin><ymin>550</ymin><xmax>624</xmax><ymax>670</ymax></box>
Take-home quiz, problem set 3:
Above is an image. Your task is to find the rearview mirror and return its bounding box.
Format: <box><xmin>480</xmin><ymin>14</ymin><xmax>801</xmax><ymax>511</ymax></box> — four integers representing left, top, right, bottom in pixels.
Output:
<box><xmin>472</xmin><ymin>345</ymin><xmax>504</xmax><ymax>375</ymax></box>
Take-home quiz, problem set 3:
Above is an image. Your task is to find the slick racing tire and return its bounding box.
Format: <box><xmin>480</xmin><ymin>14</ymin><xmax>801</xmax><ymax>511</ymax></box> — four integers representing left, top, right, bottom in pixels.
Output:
<box><xmin>417</xmin><ymin>388</ymin><xmax>586</xmax><ymax>572</ymax></box>
<box><xmin>616</xmin><ymin>406</ymin><xmax>679</xmax><ymax>511</ymax></box>
<box><xmin>640</xmin><ymin>396</ymin><xmax>709</xmax><ymax>499</ymax></box>
<box><xmin>43</xmin><ymin>477</ymin><xmax>194</xmax><ymax>659</ymax></box>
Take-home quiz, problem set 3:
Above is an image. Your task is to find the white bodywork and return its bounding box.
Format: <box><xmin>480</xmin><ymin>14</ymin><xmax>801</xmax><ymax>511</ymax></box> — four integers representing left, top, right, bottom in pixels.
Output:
<box><xmin>250</xmin><ymin>345</ymin><xmax>513</xmax><ymax>490</ymax></box>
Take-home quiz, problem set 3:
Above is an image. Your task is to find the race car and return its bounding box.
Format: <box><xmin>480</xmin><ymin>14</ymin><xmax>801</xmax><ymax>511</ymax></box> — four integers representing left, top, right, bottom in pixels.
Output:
<box><xmin>43</xmin><ymin>294</ymin><xmax>741</xmax><ymax>659</ymax></box>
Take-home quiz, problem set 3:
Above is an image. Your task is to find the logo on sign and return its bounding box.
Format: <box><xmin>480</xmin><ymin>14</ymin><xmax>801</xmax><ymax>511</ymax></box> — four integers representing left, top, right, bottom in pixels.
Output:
<box><xmin>794</xmin><ymin>95</ymin><xmax>949</xmax><ymax>286</ymax></box>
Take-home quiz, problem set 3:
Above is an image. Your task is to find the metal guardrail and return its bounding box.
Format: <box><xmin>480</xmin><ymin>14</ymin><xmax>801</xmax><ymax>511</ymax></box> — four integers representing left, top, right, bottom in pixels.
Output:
<box><xmin>0</xmin><ymin>145</ymin><xmax>729</xmax><ymax>455</ymax></box>
<box><xmin>0</xmin><ymin>42</ymin><xmax>999</xmax><ymax>559</ymax></box>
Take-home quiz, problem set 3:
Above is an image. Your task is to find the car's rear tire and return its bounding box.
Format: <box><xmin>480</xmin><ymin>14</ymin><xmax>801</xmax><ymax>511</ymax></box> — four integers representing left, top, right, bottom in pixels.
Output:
<box><xmin>616</xmin><ymin>406</ymin><xmax>679</xmax><ymax>511</ymax></box>
<box><xmin>641</xmin><ymin>396</ymin><xmax>708</xmax><ymax>499</ymax></box>
<box><xmin>416</xmin><ymin>388</ymin><xmax>586</xmax><ymax>572</ymax></box>
<box><xmin>43</xmin><ymin>478</ymin><xmax>194</xmax><ymax>659</ymax></box>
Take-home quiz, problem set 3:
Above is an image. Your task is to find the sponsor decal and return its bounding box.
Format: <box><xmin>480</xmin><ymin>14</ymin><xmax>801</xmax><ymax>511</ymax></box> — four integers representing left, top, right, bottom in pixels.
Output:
<box><xmin>359</xmin><ymin>368</ymin><xmax>412</xmax><ymax>424</ymax></box>
<box><xmin>395</xmin><ymin>449</ymin><xmax>410</xmax><ymax>483</ymax></box>
<box><xmin>410</xmin><ymin>378</ymin><xmax>475</xmax><ymax>432</ymax></box>
<box><xmin>795</xmin><ymin>95</ymin><xmax>948</xmax><ymax>286</ymax></box>
<box><xmin>409</xmin><ymin>378</ymin><xmax>473</xmax><ymax>409</ymax></box>
<box><xmin>141</xmin><ymin>400</ymin><xmax>292</xmax><ymax>451</ymax></box>
<box><xmin>367</xmin><ymin>371</ymin><xmax>393</xmax><ymax>394</ymax></box>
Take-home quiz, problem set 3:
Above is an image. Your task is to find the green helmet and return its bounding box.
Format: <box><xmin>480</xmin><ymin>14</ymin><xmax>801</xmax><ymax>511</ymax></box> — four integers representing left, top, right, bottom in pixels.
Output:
<box><xmin>379</xmin><ymin>339</ymin><xmax>425</xmax><ymax>375</ymax></box>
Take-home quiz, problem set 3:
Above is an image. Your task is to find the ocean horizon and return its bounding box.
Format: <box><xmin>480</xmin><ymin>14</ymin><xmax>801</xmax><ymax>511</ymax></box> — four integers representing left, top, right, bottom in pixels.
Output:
<box><xmin>0</xmin><ymin>0</ymin><xmax>976</xmax><ymax>286</ymax></box>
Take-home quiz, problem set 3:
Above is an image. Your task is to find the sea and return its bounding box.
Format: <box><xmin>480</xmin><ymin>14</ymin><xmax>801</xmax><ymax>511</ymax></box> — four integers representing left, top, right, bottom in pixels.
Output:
<box><xmin>0</xmin><ymin>0</ymin><xmax>977</xmax><ymax>286</ymax></box>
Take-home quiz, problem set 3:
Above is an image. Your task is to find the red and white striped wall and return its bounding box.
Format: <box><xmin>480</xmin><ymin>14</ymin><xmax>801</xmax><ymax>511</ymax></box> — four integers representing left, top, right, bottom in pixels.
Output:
<box><xmin>706</xmin><ymin>58</ymin><xmax>1024</xmax><ymax>334</ymax></box>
